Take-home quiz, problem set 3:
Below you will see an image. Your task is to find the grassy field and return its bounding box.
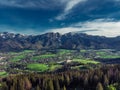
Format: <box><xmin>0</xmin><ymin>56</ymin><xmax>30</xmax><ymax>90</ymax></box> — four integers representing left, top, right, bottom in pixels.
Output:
<box><xmin>58</xmin><ymin>49</ymin><xmax>73</xmax><ymax>55</ymax></box>
<box><xmin>96</xmin><ymin>51</ymin><xmax>120</xmax><ymax>59</ymax></box>
<box><xmin>72</xmin><ymin>59</ymin><xmax>100</xmax><ymax>64</ymax></box>
<box><xmin>80</xmin><ymin>49</ymin><xmax>86</xmax><ymax>53</ymax></box>
<box><xmin>0</xmin><ymin>71</ymin><xmax>8</xmax><ymax>77</ymax></box>
<box><xmin>71</xmin><ymin>65</ymin><xmax>92</xmax><ymax>70</ymax></box>
<box><xmin>27</xmin><ymin>63</ymin><xmax>49</xmax><ymax>72</ymax></box>
<box><xmin>9</xmin><ymin>50</ymin><xmax>34</xmax><ymax>62</ymax></box>
<box><xmin>27</xmin><ymin>63</ymin><xmax>63</xmax><ymax>72</ymax></box>
<box><xmin>10</xmin><ymin>54</ymin><xmax>26</xmax><ymax>62</ymax></box>
<box><xmin>101</xmin><ymin>55</ymin><xmax>120</xmax><ymax>59</ymax></box>
<box><xmin>49</xmin><ymin>64</ymin><xmax>62</xmax><ymax>71</ymax></box>
<box><xmin>22</xmin><ymin>50</ymin><xmax>34</xmax><ymax>53</ymax></box>
<box><xmin>96</xmin><ymin>51</ymin><xmax>106</xmax><ymax>55</ymax></box>
<box><xmin>9</xmin><ymin>50</ymin><xmax>34</xmax><ymax>55</ymax></box>
<box><xmin>95</xmin><ymin>50</ymin><xmax>120</xmax><ymax>59</ymax></box>
<box><xmin>32</xmin><ymin>54</ymin><xmax>56</xmax><ymax>60</ymax></box>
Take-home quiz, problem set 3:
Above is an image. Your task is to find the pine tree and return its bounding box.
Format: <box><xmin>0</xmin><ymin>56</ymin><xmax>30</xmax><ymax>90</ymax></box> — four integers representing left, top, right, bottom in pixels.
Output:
<box><xmin>96</xmin><ymin>82</ymin><xmax>103</xmax><ymax>90</ymax></box>
<box><xmin>64</xmin><ymin>74</ymin><xmax>70</xmax><ymax>86</ymax></box>
<box><xmin>0</xmin><ymin>83</ymin><xmax>8</xmax><ymax>90</ymax></box>
<box><xmin>46</xmin><ymin>79</ymin><xmax>54</xmax><ymax>90</ymax></box>
<box><xmin>36</xmin><ymin>85</ymin><xmax>41</xmax><ymax>90</ymax></box>
<box><xmin>63</xmin><ymin>85</ymin><xmax>66</xmax><ymax>90</ymax></box>
<box><xmin>53</xmin><ymin>79</ymin><xmax>60</xmax><ymax>90</ymax></box>
<box><xmin>24</xmin><ymin>77</ymin><xmax>32</xmax><ymax>90</ymax></box>
<box><xmin>103</xmin><ymin>75</ymin><xmax>109</xmax><ymax>86</ymax></box>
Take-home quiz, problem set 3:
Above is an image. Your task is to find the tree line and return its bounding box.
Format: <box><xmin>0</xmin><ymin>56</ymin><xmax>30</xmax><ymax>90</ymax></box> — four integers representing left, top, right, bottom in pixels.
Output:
<box><xmin>0</xmin><ymin>65</ymin><xmax>120</xmax><ymax>90</ymax></box>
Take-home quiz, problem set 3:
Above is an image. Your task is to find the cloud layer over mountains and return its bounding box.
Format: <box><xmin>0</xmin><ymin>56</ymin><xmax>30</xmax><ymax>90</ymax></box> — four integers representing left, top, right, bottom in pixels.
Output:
<box><xmin>0</xmin><ymin>0</ymin><xmax>120</xmax><ymax>37</ymax></box>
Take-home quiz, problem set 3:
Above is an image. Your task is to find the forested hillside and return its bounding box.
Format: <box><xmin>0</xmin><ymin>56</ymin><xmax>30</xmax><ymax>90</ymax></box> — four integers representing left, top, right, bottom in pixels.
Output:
<box><xmin>0</xmin><ymin>65</ymin><xmax>120</xmax><ymax>90</ymax></box>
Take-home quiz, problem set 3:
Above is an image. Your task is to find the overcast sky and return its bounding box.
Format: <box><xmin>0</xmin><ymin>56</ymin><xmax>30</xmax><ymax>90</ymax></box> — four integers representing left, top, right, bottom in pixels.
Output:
<box><xmin>0</xmin><ymin>0</ymin><xmax>120</xmax><ymax>37</ymax></box>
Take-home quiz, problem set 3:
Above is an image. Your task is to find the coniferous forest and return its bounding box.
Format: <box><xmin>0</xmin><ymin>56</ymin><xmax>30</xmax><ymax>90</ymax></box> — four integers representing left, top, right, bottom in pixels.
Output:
<box><xmin>0</xmin><ymin>65</ymin><xmax>120</xmax><ymax>90</ymax></box>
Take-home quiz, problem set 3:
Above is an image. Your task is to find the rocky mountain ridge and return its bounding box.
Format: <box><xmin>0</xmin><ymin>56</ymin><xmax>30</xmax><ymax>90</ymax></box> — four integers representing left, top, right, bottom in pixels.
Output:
<box><xmin>0</xmin><ymin>32</ymin><xmax>120</xmax><ymax>52</ymax></box>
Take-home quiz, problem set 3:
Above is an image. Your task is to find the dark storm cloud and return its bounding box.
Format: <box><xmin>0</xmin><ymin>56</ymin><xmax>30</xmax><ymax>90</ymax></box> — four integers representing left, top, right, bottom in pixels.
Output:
<box><xmin>56</xmin><ymin>0</ymin><xmax>120</xmax><ymax>22</ymax></box>
<box><xmin>0</xmin><ymin>0</ymin><xmax>120</xmax><ymax>36</ymax></box>
<box><xmin>0</xmin><ymin>0</ymin><xmax>120</xmax><ymax>21</ymax></box>
<box><xmin>0</xmin><ymin>0</ymin><xmax>66</xmax><ymax>10</ymax></box>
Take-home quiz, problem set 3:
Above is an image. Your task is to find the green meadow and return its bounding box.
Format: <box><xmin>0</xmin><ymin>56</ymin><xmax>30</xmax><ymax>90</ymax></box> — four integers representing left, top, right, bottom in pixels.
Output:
<box><xmin>27</xmin><ymin>63</ymin><xmax>63</xmax><ymax>72</ymax></box>
<box><xmin>27</xmin><ymin>63</ymin><xmax>49</xmax><ymax>72</ymax></box>
<box><xmin>72</xmin><ymin>59</ymin><xmax>100</xmax><ymax>64</ymax></box>
<box><xmin>10</xmin><ymin>54</ymin><xmax>26</xmax><ymax>62</ymax></box>
<box><xmin>31</xmin><ymin>54</ymin><xmax>56</xmax><ymax>60</ymax></box>
<box><xmin>49</xmin><ymin>64</ymin><xmax>62</xmax><ymax>71</ymax></box>
<box><xmin>58</xmin><ymin>49</ymin><xmax>73</xmax><ymax>55</ymax></box>
<box><xmin>0</xmin><ymin>71</ymin><xmax>8</xmax><ymax>77</ymax></box>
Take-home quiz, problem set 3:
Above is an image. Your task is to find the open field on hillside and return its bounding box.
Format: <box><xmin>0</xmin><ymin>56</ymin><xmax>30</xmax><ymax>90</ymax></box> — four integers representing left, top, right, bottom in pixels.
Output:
<box><xmin>31</xmin><ymin>54</ymin><xmax>56</xmax><ymax>60</ymax></box>
<box><xmin>0</xmin><ymin>72</ymin><xmax>8</xmax><ymax>77</ymax></box>
<box><xmin>72</xmin><ymin>59</ymin><xmax>100</xmax><ymax>64</ymax></box>
<box><xmin>27</xmin><ymin>63</ymin><xmax>49</xmax><ymax>72</ymax></box>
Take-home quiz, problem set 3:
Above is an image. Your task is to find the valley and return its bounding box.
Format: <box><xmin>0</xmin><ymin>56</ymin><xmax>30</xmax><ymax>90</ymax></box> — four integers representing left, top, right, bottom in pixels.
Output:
<box><xmin>0</xmin><ymin>49</ymin><xmax>120</xmax><ymax>75</ymax></box>
<box><xmin>0</xmin><ymin>33</ymin><xmax>120</xmax><ymax>90</ymax></box>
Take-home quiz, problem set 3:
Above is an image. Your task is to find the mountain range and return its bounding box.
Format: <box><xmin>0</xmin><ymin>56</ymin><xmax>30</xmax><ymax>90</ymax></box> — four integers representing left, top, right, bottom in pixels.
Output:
<box><xmin>0</xmin><ymin>32</ymin><xmax>120</xmax><ymax>52</ymax></box>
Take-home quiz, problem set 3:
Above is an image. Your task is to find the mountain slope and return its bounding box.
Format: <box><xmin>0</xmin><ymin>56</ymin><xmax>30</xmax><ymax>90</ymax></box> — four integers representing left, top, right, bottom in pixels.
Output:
<box><xmin>0</xmin><ymin>32</ymin><xmax>120</xmax><ymax>52</ymax></box>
